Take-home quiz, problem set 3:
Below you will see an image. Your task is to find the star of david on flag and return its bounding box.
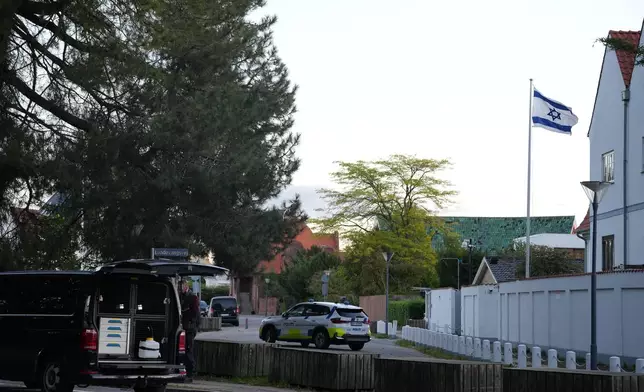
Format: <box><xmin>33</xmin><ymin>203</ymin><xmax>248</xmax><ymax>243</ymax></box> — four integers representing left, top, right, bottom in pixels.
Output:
<box><xmin>531</xmin><ymin>88</ymin><xmax>578</xmax><ymax>135</ymax></box>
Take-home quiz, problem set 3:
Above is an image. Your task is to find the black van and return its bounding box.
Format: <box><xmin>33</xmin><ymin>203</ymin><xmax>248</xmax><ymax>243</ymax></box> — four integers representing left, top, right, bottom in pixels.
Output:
<box><xmin>208</xmin><ymin>296</ymin><xmax>239</xmax><ymax>326</ymax></box>
<box><xmin>0</xmin><ymin>259</ymin><xmax>227</xmax><ymax>392</ymax></box>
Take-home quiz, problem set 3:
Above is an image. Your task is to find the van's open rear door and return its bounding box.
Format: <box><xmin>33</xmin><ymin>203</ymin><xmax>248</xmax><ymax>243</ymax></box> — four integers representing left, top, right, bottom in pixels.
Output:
<box><xmin>96</xmin><ymin>259</ymin><xmax>229</xmax><ymax>277</ymax></box>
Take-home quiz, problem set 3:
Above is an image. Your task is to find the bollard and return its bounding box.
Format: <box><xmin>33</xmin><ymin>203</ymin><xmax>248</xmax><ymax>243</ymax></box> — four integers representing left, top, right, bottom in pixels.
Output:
<box><xmin>245</xmin><ymin>318</ymin><xmax>249</xmax><ymax>329</ymax></box>
<box><xmin>504</xmin><ymin>342</ymin><xmax>513</xmax><ymax>366</ymax></box>
<box><xmin>493</xmin><ymin>341</ymin><xmax>502</xmax><ymax>362</ymax></box>
<box><xmin>565</xmin><ymin>351</ymin><xmax>576</xmax><ymax>370</ymax></box>
<box><xmin>459</xmin><ymin>336</ymin><xmax>466</xmax><ymax>355</ymax></box>
<box><xmin>467</xmin><ymin>337</ymin><xmax>474</xmax><ymax>356</ymax></box>
<box><xmin>517</xmin><ymin>344</ymin><xmax>527</xmax><ymax>368</ymax></box>
<box><xmin>532</xmin><ymin>347</ymin><xmax>541</xmax><ymax>368</ymax></box>
<box><xmin>636</xmin><ymin>358</ymin><xmax>644</xmax><ymax>374</ymax></box>
<box><xmin>586</xmin><ymin>353</ymin><xmax>591</xmax><ymax>370</ymax></box>
<box><xmin>452</xmin><ymin>335</ymin><xmax>459</xmax><ymax>353</ymax></box>
<box><xmin>609</xmin><ymin>356</ymin><xmax>621</xmax><ymax>373</ymax></box>
<box><xmin>474</xmin><ymin>338</ymin><xmax>482</xmax><ymax>358</ymax></box>
<box><xmin>446</xmin><ymin>334</ymin><xmax>453</xmax><ymax>352</ymax></box>
<box><xmin>548</xmin><ymin>349</ymin><xmax>557</xmax><ymax>368</ymax></box>
<box><xmin>482</xmin><ymin>340</ymin><xmax>491</xmax><ymax>360</ymax></box>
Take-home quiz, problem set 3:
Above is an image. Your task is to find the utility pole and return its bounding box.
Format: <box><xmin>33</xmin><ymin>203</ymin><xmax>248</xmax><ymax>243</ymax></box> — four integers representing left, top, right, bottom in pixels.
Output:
<box><xmin>382</xmin><ymin>252</ymin><xmax>394</xmax><ymax>337</ymax></box>
<box><xmin>468</xmin><ymin>239</ymin><xmax>473</xmax><ymax>284</ymax></box>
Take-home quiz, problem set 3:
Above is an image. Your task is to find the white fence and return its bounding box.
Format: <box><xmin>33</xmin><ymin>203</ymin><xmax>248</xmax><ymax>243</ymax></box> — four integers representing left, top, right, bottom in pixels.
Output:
<box><xmin>456</xmin><ymin>271</ymin><xmax>644</xmax><ymax>362</ymax></box>
<box><xmin>376</xmin><ymin>320</ymin><xmax>398</xmax><ymax>337</ymax></box>
<box><xmin>401</xmin><ymin>326</ymin><xmax>644</xmax><ymax>373</ymax></box>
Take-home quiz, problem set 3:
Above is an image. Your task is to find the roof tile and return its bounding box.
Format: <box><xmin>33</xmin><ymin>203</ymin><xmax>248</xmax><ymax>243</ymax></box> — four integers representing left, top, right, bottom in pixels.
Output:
<box><xmin>609</xmin><ymin>30</ymin><xmax>641</xmax><ymax>87</ymax></box>
<box><xmin>574</xmin><ymin>208</ymin><xmax>590</xmax><ymax>233</ymax></box>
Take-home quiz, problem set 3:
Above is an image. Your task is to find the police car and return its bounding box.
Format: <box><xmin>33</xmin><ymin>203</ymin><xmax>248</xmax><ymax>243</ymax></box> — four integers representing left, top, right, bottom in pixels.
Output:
<box><xmin>259</xmin><ymin>301</ymin><xmax>371</xmax><ymax>350</ymax></box>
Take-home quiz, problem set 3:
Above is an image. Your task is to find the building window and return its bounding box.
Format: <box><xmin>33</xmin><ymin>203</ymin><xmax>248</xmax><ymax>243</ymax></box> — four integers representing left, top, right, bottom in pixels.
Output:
<box><xmin>602</xmin><ymin>151</ymin><xmax>614</xmax><ymax>182</ymax></box>
<box><xmin>602</xmin><ymin>235</ymin><xmax>614</xmax><ymax>271</ymax></box>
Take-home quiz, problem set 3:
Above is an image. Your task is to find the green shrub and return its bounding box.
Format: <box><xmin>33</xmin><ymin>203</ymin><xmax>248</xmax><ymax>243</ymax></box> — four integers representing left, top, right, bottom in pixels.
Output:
<box><xmin>388</xmin><ymin>299</ymin><xmax>425</xmax><ymax>326</ymax></box>
<box><xmin>200</xmin><ymin>285</ymin><xmax>230</xmax><ymax>302</ymax></box>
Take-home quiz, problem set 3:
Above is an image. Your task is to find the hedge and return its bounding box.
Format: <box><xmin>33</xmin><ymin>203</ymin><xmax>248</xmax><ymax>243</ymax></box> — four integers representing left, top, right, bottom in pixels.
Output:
<box><xmin>387</xmin><ymin>299</ymin><xmax>425</xmax><ymax>326</ymax></box>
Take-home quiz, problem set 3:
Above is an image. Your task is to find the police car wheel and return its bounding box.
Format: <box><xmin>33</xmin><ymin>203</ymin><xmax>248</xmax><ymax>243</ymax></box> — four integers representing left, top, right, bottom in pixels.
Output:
<box><xmin>300</xmin><ymin>341</ymin><xmax>310</xmax><ymax>348</ymax></box>
<box><xmin>349</xmin><ymin>343</ymin><xmax>365</xmax><ymax>351</ymax></box>
<box><xmin>313</xmin><ymin>330</ymin><xmax>330</xmax><ymax>349</ymax></box>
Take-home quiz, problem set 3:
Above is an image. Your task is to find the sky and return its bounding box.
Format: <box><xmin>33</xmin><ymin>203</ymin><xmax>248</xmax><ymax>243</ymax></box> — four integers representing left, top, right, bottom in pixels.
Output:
<box><xmin>256</xmin><ymin>0</ymin><xmax>644</xmax><ymax>225</ymax></box>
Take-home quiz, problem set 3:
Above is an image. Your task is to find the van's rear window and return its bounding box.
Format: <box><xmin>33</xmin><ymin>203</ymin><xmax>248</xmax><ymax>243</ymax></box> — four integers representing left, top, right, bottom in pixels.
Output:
<box><xmin>211</xmin><ymin>298</ymin><xmax>236</xmax><ymax>309</ymax></box>
<box><xmin>99</xmin><ymin>279</ymin><xmax>130</xmax><ymax>314</ymax></box>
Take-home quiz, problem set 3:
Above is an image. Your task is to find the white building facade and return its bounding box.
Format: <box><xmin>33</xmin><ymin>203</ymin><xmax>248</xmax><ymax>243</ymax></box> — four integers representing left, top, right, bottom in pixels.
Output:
<box><xmin>588</xmin><ymin>27</ymin><xmax>644</xmax><ymax>271</ymax></box>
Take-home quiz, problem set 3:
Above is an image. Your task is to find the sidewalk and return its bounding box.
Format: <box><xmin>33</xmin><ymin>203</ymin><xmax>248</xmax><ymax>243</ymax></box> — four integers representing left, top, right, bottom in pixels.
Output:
<box><xmin>167</xmin><ymin>379</ymin><xmax>302</xmax><ymax>392</ymax></box>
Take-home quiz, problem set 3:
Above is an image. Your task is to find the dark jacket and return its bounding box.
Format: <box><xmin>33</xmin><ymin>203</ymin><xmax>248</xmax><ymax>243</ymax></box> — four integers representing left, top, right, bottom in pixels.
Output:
<box><xmin>181</xmin><ymin>291</ymin><xmax>200</xmax><ymax>331</ymax></box>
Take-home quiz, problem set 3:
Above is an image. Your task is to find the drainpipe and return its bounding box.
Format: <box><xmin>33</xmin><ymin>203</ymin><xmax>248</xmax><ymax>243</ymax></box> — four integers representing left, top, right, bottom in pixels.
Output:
<box><xmin>622</xmin><ymin>88</ymin><xmax>630</xmax><ymax>267</ymax></box>
<box><xmin>577</xmin><ymin>232</ymin><xmax>589</xmax><ymax>271</ymax></box>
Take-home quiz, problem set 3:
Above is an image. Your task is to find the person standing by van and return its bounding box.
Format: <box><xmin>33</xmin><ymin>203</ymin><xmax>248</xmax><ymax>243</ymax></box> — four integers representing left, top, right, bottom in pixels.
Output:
<box><xmin>180</xmin><ymin>280</ymin><xmax>199</xmax><ymax>381</ymax></box>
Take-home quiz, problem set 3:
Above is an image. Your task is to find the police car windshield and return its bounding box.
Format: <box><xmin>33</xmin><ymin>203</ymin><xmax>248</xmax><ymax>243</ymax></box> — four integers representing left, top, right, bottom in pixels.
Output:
<box><xmin>336</xmin><ymin>308</ymin><xmax>367</xmax><ymax>318</ymax></box>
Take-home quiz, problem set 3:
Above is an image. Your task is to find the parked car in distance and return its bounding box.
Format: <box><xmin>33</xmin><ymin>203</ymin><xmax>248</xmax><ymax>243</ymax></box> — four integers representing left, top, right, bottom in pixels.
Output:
<box><xmin>199</xmin><ymin>300</ymin><xmax>208</xmax><ymax>317</ymax></box>
<box><xmin>259</xmin><ymin>301</ymin><xmax>371</xmax><ymax>350</ymax></box>
<box><xmin>208</xmin><ymin>296</ymin><xmax>239</xmax><ymax>326</ymax></box>
<box><xmin>0</xmin><ymin>259</ymin><xmax>227</xmax><ymax>392</ymax></box>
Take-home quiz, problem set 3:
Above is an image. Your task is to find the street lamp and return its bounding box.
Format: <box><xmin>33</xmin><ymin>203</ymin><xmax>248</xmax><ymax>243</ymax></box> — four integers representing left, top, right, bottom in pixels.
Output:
<box><xmin>580</xmin><ymin>180</ymin><xmax>610</xmax><ymax>370</ymax></box>
<box><xmin>264</xmin><ymin>277</ymin><xmax>271</xmax><ymax>317</ymax></box>
<box><xmin>382</xmin><ymin>252</ymin><xmax>394</xmax><ymax>337</ymax></box>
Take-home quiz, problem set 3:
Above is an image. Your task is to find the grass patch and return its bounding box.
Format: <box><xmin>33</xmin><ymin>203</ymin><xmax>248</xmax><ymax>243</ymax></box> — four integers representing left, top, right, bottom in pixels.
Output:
<box><xmin>395</xmin><ymin>340</ymin><xmax>468</xmax><ymax>360</ymax></box>
<box><xmin>372</xmin><ymin>333</ymin><xmax>397</xmax><ymax>339</ymax></box>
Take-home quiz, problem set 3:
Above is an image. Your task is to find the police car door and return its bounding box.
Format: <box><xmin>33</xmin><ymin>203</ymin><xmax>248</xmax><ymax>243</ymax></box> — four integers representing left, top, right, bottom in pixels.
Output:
<box><xmin>302</xmin><ymin>304</ymin><xmax>328</xmax><ymax>338</ymax></box>
<box><xmin>280</xmin><ymin>304</ymin><xmax>306</xmax><ymax>340</ymax></box>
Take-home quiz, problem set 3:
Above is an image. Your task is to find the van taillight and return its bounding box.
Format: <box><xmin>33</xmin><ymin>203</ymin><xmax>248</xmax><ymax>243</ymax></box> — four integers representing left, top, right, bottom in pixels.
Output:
<box><xmin>178</xmin><ymin>331</ymin><xmax>186</xmax><ymax>354</ymax></box>
<box><xmin>81</xmin><ymin>328</ymin><xmax>98</xmax><ymax>350</ymax></box>
<box><xmin>236</xmin><ymin>306</ymin><xmax>240</xmax><ymax>314</ymax></box>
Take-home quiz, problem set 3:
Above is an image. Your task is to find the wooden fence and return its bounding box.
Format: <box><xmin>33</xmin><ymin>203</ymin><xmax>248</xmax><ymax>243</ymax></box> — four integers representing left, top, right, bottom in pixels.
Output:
<box><xmin>193</xmin><ymin>340</ymin><xmax>644</xmax><ymax>391</ymax></box>
<box><xmin>195</xmin><ymin>340</ymin><xmax>273</xmax><ymax>377</ymax></box>
<box><xmin>503</xmin><ymin>367</ymin><xmax>644</xmax><ymax>392</ymax></box>
<box><xmin>199</xmin><ymin>317</ymin><xmax>222</xmax><ymax>331</ymax></box>
<box><xmin>375</xmin><ymin>357</ymin><xmax>502</xmax><ymax>392</ymax></box>
<box><xmin>269</xmin><ymin>346</ymin><xmax>378</xmax><ymax>391</ymax></box>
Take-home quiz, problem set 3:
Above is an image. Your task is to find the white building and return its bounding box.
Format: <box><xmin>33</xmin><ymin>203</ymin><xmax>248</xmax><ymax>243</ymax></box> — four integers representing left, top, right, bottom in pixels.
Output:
<box><xmin>588</xmin><ymin>26</ymin><xmax>644</xmax><ymax>271</ymax></box>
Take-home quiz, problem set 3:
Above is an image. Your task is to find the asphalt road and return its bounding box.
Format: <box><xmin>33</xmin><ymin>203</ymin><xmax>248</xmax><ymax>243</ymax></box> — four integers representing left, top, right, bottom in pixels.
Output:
<box><xmin>198</xmin><ymin>315</ymin><xmax>426</xmax><ymax>358</ymax></box>
<box><xmin>0</xmin><ymin>381</ymin><xmax>118</xmax><ymax>392</ymax></box>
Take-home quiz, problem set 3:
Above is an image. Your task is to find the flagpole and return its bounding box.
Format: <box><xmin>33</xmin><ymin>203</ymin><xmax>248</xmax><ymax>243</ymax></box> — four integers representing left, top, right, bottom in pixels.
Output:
<box><xmin>526</xmin><ymin>78</ymin><xmax>533</xmax><ymax>278</ymax></box>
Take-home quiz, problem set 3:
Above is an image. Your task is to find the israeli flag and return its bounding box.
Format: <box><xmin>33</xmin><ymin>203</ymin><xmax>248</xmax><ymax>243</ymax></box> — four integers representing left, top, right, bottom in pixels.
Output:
<box><xmin>531</xmin><ymin>89</ymin><xmax>578</xmax><ymax>135</ymax></box>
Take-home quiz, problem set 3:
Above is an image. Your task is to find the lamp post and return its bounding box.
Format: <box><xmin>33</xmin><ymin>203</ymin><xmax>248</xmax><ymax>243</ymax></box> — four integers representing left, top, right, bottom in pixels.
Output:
<box><xmin>382</xmin><ymin>252</ymin><xmax>394</xmax><ymax>337</ymax></box>
<box><xmin>580</xmin><ymin>180</ymin><xmax>610</xmax><ymax>370</ymax></box>
<box><xmin>264</xmin><ymin>277</ymin><xmax>271</xmax><ymax>317</ymax></box>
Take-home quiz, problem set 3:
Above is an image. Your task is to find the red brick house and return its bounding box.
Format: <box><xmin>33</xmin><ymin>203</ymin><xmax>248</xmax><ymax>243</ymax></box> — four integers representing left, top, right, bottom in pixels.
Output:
<box><xmin>230</xmin><ymin>224</ymin><xmax>340</xmax><ymax>315</ymax></box>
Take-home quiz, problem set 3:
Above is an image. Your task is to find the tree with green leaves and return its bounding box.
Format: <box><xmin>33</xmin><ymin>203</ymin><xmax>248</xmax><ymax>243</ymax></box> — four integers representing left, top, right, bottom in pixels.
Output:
<box><xmin>435</xmin><ymin>230</ymin><xmax>485</xmax><ymax>288</ymax></box>
<box><xmin>1</xmin><ymin>0</ymin><xmax>305</xmax><ymax>272</ymax></box>
<box><xmin>312</xmin><ymin>155</ymin><xmax>455</xmax><ymax>294</ymax></box>
<box><xmin>276</xmin><ymin>246</ymin><xmax>342</xmax><ymax>306</ymax></box>
<box><xmin>314</xmin><ymin>155</ymin><xmax>455</xmax><ymax>235</ymax></box>
<box><xmin>506</xmin><ymin>244</ymin><xmax>583</xmax><ymax>278</ymax></box>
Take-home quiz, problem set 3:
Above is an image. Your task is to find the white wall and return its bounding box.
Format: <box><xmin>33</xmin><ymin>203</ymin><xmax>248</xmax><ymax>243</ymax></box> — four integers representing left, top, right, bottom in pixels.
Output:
<box><xmin>589</xmin><ymin>41</ymin><xmax>628</xmax><ymax>269</ymax></box>
<box><xmin>461</xmin><ymin>285</ymin><xmax>499</xmax><ymax>340</ymax></box>
<box><xmin>624</xmin><ymin>31</ymin><xmax>644</xmax><ymax>266</ymax></box>
<box><xmin>428</xmin><ymin>288</ymin><xmax>460</xmax><ymax>334</ymax></box>
<box><xmin>462</xmin><ymin>272</ymin><xmax>644</xmax><ymax>362</ymax></box>
<box><xmin>590</xmin><ymin>29</ymin><xmax>644</xmax><ymax>268</ymax></box>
